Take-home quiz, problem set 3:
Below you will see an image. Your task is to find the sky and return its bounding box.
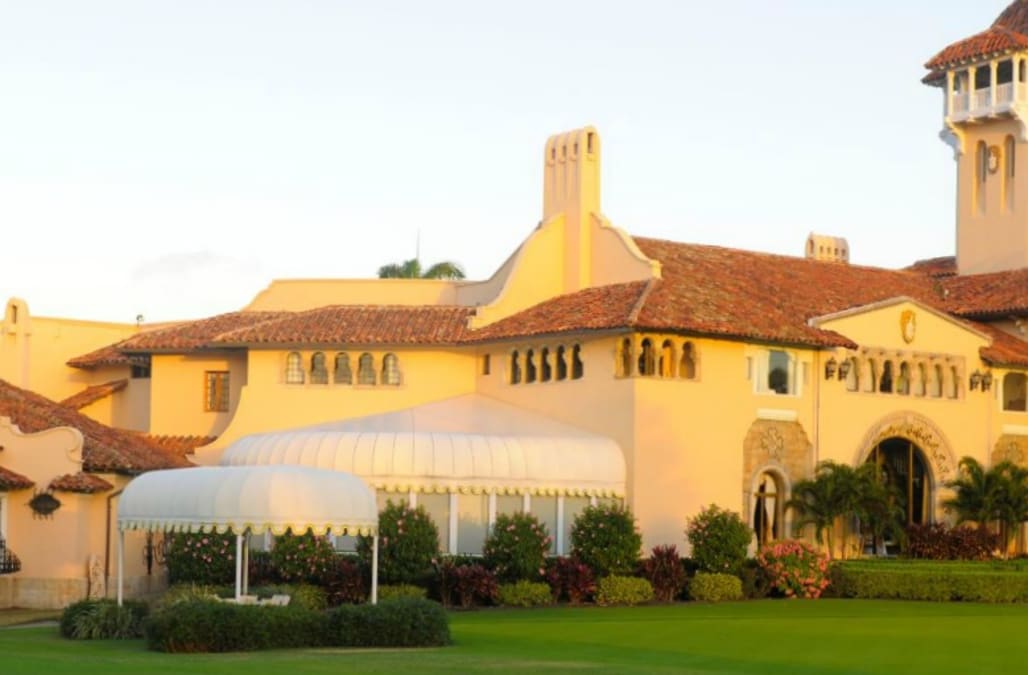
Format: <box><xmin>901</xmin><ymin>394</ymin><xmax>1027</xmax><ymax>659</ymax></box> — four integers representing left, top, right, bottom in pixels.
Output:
<box><xmin>0</xmin><ymin>1</ymin><xmax>1009</xmax><ymax>323</ymax></box>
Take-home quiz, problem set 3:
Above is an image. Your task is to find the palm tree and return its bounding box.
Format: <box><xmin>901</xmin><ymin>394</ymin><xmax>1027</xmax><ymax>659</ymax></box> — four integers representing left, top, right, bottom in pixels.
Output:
<box><xmin>788</xmin><ymin>461</ymin><xmax>862</xmax><ymax>558</ymax></box>
<box><xmin>943</xmin><ymin>457</ymin><xmax>998</xmax><ymax>528</ymax></box>
<box><xmin>377</xmin><ymin>258</ymin><xmax>465</xmax><ymax>280</ymax></box>
<box><xmin>992</xmin><ymin>462</ymin><xmax>1028</xmax><ymax>556</ymax></box>
<box><xmin>854</xmin><ymin>463</ymin><xmax>906</xmax><ymax>555</ymax></box>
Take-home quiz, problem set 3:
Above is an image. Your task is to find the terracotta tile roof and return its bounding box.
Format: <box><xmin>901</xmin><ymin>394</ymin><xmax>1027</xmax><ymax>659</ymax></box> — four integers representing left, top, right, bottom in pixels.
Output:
<box><xmin>464</xmin><ymin>282</ymin><xmax>651</xmax><ymax>343</ymax></box>
<box><xmin>138</xmin><ymin>434</ymin><xmax>216</xmax><ymax>457</ymax></box>
<box><xmin>211</xmin><ymin>306</ymin><xmax>476</xmax><ymax>346</ymax></box>
<box><xmin>925</xmin><ymin>26</ymin><xmax>1028</xmax><ymax>72</ymax></box>
<box><xmin>975</xmin><ymin>322</ymin><xmax>1028</xmax><ymax>367</ymax></box>
<box><xmin>996</xmin><ymin>0</ymin><xmax>1028</xmax><ymax>36</ymax></box>
<box><xmin>942</xmin><ymin>268</ymin><xmax>1028</xmax><ymax>318</ymax></box>
<box><xmin>0</xmin><ymin>465</ymin><xmax>34</xmax><ymax>491</ymax></box>
<box><xmin>66</xmin><ymin>344</ymin><xmax>148</xmax><ymax>370</ymax></box>
<box><xmin>905</xmin><ymin>256</ymin><xmax>958</xmax><ymax>278</ymax></box>
<box><xmin>0</xmin><ymin>379</ymin><xmax>189</xmax><ymax>474</ymax></box>
<box><xmin>48</xmin><ymin>473</ymin><xmax>114</xmax><ymax>494</ymax></box>
<box><xmin>60</xmin><ymin>379</ymin><xmax>128</xmax><ymax>411</ymax></box>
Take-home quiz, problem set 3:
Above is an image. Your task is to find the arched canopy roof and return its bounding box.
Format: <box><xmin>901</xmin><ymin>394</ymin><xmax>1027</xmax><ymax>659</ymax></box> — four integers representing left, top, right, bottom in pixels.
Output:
<box><xmin>118</xmin><ymin>465</ymin><xmax>378</xmax><ymax>536</ymax></box>
<box><xmin>219</xmin><ymin>395</ymin><xmax>626</xmax><ymax>497</ymax></box>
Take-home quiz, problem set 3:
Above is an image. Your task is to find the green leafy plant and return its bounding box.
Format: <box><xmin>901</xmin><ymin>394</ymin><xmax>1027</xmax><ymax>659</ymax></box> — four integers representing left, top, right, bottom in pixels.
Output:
<box><xmin>641</xmin><ymin>544</ymin><xmax>688</xmax><ymax>602</ymax></box>
<box><xmin>270</xmin><ymin>530</ymin><xmax>337</xmax><ymax>583</ymax></box>
<box><xmin>145</xmin><ymin>600</ymin><xmax>328</xmax><ymax>652</ymax></box>
<box><xmin>595</xmin><ymin>575</ymin><xmax>654</xmax><ymax>606</ymax></box>
<box><xmin>688</xmin><ymin>572</ymin><xmax>743</xmax><ymax>603</ymax></box>
<box><xmin>757</xmin><ymin>540</ymin><xmax>830</xmax><ymax>599</ymax></box>
<box><xmin>378</xmin><ymin>584</ymin><xmax>428</xmax><ymax>601</ymax></box>
<box><xmin>320</xmin><ymin>555</ymin><xmax>367</xmax><ymax>606</ymax></box>
<box><xmin>483</xmin><ymin>512</ymin><xmax>551</xmax><ymax>582</ymax></box>
<box><xmin>570</xmin><ymin>502</ymin><xmax>642</xmax><ymax>577</ymax></box>
<box><xmin>497</xmin><ymin>581</ymin><xmax>554</xmax><ymax>607</ymax></box>
<box><xmin>327</xmin><ymin>598</ymin><xmax>451</xmax><ymax>648</ymax></box>
<box><xmin>945</xmin><ymin>457</ymin><xmax>1028</xmax><ymax>556</ymax></box>
<box><xmin>165</xmin><ymin>532</ymin><xmax>236</xmax><ymax>585</ymax></box>
<box><xmin>830</xmin><ymin>560</ymin><xmax>1028</xmax><ymax>602</ymax></box>
<box><xmin>60</xmin><ymin>599</ymin><xmax>148</xmax><ymax>640</ymax></box>
<box><xmin>686</xmin><ymin>505</ymin><xmax>752</xmax><ymax>574</ymax></box>
<box><xmin>544</xmin><ymin>557</ymin><xmax>596</xmax><ymax>604</ymax></box>
<box><xmin>358</xmin><ymin>500</ymin><xmax>440</xmax><ymax>584</ymax></box>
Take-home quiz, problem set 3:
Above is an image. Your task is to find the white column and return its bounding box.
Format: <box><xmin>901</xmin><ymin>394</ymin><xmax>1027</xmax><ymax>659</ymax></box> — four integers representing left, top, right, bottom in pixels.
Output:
<box><xmin>242</xmin><ymin>532</ymin><xmax>250</xmax><ymax>595</ymax></box>
<box><xmin>946</xmin><ymin>69</ymin><xmax>955</xmax><ymax>117</ymax></box>
<box><xmin>522</xmin><ymin>493</ymin><xmax>531</xmax><ymax>513</ymax></box>
<box><xmin>556</xmin><ymin>496</ymin><xmax>565</xmax><ymax>555</ymax></box>
<box><xmin>487</xmin><ymin>493</ymin><xmax>497</xmax><ymax>530</ymax></box>
<box><xmin>589</xmin><ymin>495</ymin><xmax>598</xmax><ymax>507</ymax></box>
<box><xmin>116</xmin><ymin>529</ymin><xmax>124</xmax><ymax>607</ymax></box>
<box><xmin>991</xmin><ymin>60</ymin><xmax>999</xmax><ymax>108</ymax></box>
<box><xmin>408</xmin><ymin>490</ymin><xmax>417</xmax><ymax>508</ymax></box>
<box><xmin>1016</xmin><ymin>57</ymin><xmax>1022</xmax><ymax>102</ymax></box>
<box><xmin>234</xmin><ymin>533</ymin><xmax>243</xmax><ymax>601</ymax></box>
<box><xmin>371</xmin><ymin>534</ymin><xmax>379</xmax><ymax>605</ymax></box>
<box><xmin>448</xmin><ymin>493</ymin><xmax>458</xmax><ymax>554</ymax></box>
<box><xmin>969</xmin><ymin>66</ymin><xmax>978</xmax><ymax>114</ymax></box>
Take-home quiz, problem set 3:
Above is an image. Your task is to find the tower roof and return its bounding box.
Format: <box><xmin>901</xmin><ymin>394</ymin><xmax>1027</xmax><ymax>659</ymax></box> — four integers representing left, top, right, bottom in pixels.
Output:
<box><xmin>924</xmin><ymin>1</ymin><xmax>1028</xmax><ymax>78</ymax></box>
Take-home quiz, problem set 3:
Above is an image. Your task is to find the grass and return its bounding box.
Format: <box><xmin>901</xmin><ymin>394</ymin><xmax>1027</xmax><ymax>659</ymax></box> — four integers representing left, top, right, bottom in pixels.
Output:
<box><xmin>4</xmin><ymin>600</ymin><xmax>1028</xmax><ymax>674</ymax></box>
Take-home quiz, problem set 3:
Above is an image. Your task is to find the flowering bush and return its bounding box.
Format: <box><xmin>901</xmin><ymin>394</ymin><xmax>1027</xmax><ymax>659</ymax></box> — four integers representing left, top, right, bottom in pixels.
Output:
<box><xmin>483</xmin><ymin>512</ymin><xmax>551</xmax><ymax>582</ymax></box>
<box><xmin>544</xmin><ymin>557</ymin><xmax>596</xmax><ymax>604</ymax></box>
<box><xmin>757</xmin><ymin>540</ymin><xmax>831</xmax><ymax>599</ymax></box>
<box><xmin>271</xmin><ymin>530</ymin><xmax>337</xmax><ymax>583</ymax></box>
<box><xmin>686</xmin><ymin>504</ymin><xmax>752</xmax><ymax>575</ymax></box>
<box><xmin>165</xmin><ymin>532</ymin><xmax>236</xmax><ymax>585</ymax></box>
<box><xmin>570</xmin><ymin>502</ymin><xmax>642</xmax><ymax>576</ymax></box>
<box><xmin>641</xmin><ymin>545</ymin><xmax>688</xmax><ymax>602</ymax></box>
<box><xmin>905</xmin><ymin>523</ymin><xmax>999</xmax><ymax>561</ymax></box>
<box><xmin>358</xmin><ymin>500</ymin><xmax>440</xmax><ymax>584</ymax></box>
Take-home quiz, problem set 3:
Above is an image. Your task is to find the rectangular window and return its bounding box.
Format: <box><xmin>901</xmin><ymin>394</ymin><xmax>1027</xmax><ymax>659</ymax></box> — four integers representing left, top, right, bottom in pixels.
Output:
<box><xmin>481</xmin><ymin>354</ymin><xmax>491</xmax><ymax>376</ymax></box>
<box><xmin>531</xmin><ymin>496</ymin><xmax>558</xmax><ymax>555</ymax></box>
<box><xmin>767</xmin><ymin>350</ymin><xmax>791</xmax><ymax>395</ymax></box>
<box><xmin>418</xmin><ymin>493</ymin><xmax>450</xmax><ymax>553</ymax></box>
<box><xmin>204</xmin><ymin>371</ymin><xmax>230</xmax><ymax>412</ymax></box>
<box><xmin>131</xmin><ymin>357</ymin><xmax>152</xmax><ymax>379</ymax></box>
<box><xmin>456</xmin><ymin>494</ymin><xmax>489</xmax><ymax>555</ymax></box>
<box><xmin>562</xmin><ymin>497</ymin><xmax>590</xmax><ymax>556</ymax></box>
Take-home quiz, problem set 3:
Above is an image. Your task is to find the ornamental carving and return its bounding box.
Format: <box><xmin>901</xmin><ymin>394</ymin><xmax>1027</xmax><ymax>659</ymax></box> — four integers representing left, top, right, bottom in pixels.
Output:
<box><xmin>992</xmin><ymin>435</ymin><xmax>1028</xmax><ymax>468</ymax></box>
<box><xmin>760</xmin><ymin>427</ymin><xmax>785</xmax><ymax>461</ymax></box>
<box><xmin>857</xmin><ymin>412</ymin><xmax>956</xmax><ymax>481</ymax></box>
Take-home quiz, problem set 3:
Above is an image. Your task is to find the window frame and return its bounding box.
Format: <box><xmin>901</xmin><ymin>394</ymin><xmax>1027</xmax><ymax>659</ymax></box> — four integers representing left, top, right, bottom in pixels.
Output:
<box><xmin>1003</xmin><ymin>372</ymin><xmax>1028</xmax><ymax>412</ymax></box>
<box><xmin>204</xmin><ymin>370</ymin><xmax>230</xmax><ymax>413</ymax></box>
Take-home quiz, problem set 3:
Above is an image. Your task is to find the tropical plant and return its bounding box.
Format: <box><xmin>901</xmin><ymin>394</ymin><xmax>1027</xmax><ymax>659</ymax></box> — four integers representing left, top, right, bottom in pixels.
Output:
<box><xmin>377</xmin><ymin>258</ymin><xmax>465</xmax><ymax>279</ymax></box>
<box><xmin>685</xmin><ymin>505</ymin><xmax>752</xmax><ymax>574</ymax></box>
<box><xmin>641</xmin><ymin>545</ymin><xmax>688</xmax><ymax>602</ymax></box>
<box><xmin>944</xmin><ymin>457</ymin><xmax>1028</xmax><ymax>557</ymax></box>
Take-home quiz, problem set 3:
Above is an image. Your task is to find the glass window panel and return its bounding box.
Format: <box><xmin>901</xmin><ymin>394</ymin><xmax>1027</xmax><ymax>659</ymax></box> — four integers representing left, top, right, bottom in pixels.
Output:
<box><xmin>456</xmin><ymin>494</ymin><xmax>488</xmax><ymax>555</ymax></box>
<box><xmin>531</xmin><ymin>496</ymin><xmax>558</xmax><ymax>555</ymax></box>
<box><xmin>333</xmin><ymin>535</ymin><xmax>357</xmax><ymax>553</ymax></box>
<box><xmin>418</xmin><ymin>493</ymin><xmax>450</xmax><ymax>553</ymax></box>
<box><xmin>562</xmin><ymin>497</ymin><xmax>590</xmax><ymax>556</ymax></box>
<box><xmin>495</xmin><ymin>495</ymin><xmax>523</xmax><ymax>516</ymax></box>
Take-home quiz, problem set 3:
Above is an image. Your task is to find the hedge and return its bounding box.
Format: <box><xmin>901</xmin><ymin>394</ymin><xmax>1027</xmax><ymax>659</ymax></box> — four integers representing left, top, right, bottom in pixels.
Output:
<box><xmin>326</xmin><ymin>598</ymin><xmax>450</xmax><ymax>647</ymax></box>
<box><xmin>497</xmin><ymin>581</ymin><xmax>554</xmax><ymax>608</ymax></box>
<box><xmin>595</xmin><ymin>575</ymin><xmax>654</xmax><ymax>606</ymax></box>
<box><xmin>830</xmin><ymin>561</ymin><xmax>1028</xmax><ymax>602</ymax></box>
<box><xmin>688</xmin><ymin>572</ymin><xmax>743</xmax><ymax>603</ymax></box>
<box><xmin>60</xmin><ymin>599</ymin><xmax>149</xmax><ymax>640</ymax></box>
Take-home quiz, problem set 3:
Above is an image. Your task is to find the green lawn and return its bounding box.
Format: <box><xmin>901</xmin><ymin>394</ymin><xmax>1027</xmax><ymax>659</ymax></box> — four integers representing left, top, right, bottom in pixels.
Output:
<box><xmin>3</xmin><ymin>600</ymin><xmax>1028</xmax><ymax>674</ymax></box>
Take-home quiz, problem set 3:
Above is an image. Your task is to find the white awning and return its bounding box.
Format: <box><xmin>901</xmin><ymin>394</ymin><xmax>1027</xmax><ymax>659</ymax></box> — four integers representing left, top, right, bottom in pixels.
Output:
<box><xmin>219</xmin><ymin>395</ymin><xmax>626</xmax><ymax>497</ymax></box>
<box><xmin>117</xmin><ymin>465</ymin><xmax>378</xmax><ymax>536</ymax></box>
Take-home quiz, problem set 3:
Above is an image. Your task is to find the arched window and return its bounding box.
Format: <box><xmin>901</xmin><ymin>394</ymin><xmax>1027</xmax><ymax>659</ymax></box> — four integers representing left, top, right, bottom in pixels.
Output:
<box><xmin>285</xmin><ymin>352</ymin><xmax>305</xmax><ymax>384</ymax></box>
<box><xmin>382</xmin><ymin>353</ymin><xmax>401</xmax><ymax>386</ymax></box>
<box><xmin>879</xmin><ymin>361</ymin><xmax>894</xmax><ymax>394</ymax></box>
<box><xmin>525</xmin><ymin>349</ymin><xmax>537</xmax><ymax>383</ymax></box>
<box><xmin>948</xmin><ymin>367</ymin><xmax>960</xmax><ymax>399</ymax></box>
<box><xmin>1006</xmin><ymin>135</ymin><xmax>1017</xmax><ymax>210</ymax></box>
<box><xmin>1003</xmin><ymin>373</ymin><xmax>1027</xmax><ymax>412</ymax></box>
<box><xmin>510</xmin><ymin>350</ymin><xmax>522</xmax><ymax>384</ymax></box>
<box><xmin>680</xmin><ymin>342</ymin><xmax>697</xmax><ymax>380</ymax></box>
<box><xmin>659</xmin><ymin>340</ymin><xmax>675</xmax><ymax>378</ymax></box>
<box><xmin>617</xmin><ymin>338</ymin><xmax>632</xmax><ymax>377</ymax></box>
<box><xmin>931</xmin><ymin>364</ymin><xmax>944</xmax><ymax>398</ymax></box>
<box><xmin>976</xmin><ymin>141</ymin><xmax>988</xmax><ymax>212</ymax></box>
<box><xmin>914</xmin><ymin>363</ymin><xmax>927</xmax><ymax>397</ymax></box>
<box><xmin>865</xmin><ymin>359</ymin><xmax>878</xmax><ymax>393</ymax></box>
<box><xmin>358</xmin><ymin>353</ymin><xmax>376</xmax><ymax>385</ymax></box>
<box><xmin>334</xmin><ymin>353</ymin><xmax>352</xmax><ymax>384</ymax></box>
<box><xmin>753</xmin><ymin>471</ymin><xmax>784</xmax><ymax>547</ymax></box>
<box><xmin>638</xmin><ymin>338</ymin><xmax>655</xmax><ymax>376</ymax></box>
<box><xmin>556</xmin><ymin>346</ymin><xmax>568</xmax><ymax>381</ymax></box>
<box><xmin>310</xmin><ymin>352</ymin><xmax>328</xmax><ymax>384</ymax></box>
<box><xmin>845</xmin><ymin>358</ymin><xmax>859</xmax><ymax>392</ymax></box>
<box><xmin>571</xmin><ymin>344</ymin><xmax>584</xmax><ymax>380</ymax></box>
<box><xmin>896</xmin><ymin>362</ymin><xmax>910</xmax><ymax>396</ymax></box>
<box><xmin>540</xmin><ymin>347</ymin><xmax>552</xmax><ymax>382</ymax></box>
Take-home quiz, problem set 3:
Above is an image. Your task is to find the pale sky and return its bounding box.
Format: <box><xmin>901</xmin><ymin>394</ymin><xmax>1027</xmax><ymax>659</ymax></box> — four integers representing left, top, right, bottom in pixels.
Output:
<box><xmin>0</xmin><ymin>1</ymin><xmax>1006</xmax><ymax>323</ymax></box>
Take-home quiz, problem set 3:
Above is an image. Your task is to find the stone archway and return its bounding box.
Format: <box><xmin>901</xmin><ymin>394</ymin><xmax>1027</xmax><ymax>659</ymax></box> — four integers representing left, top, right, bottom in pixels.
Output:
<box><xmin>742</xmin><ymin>419</ymin><xmax>813</xmax><ymax>545</ymax></box>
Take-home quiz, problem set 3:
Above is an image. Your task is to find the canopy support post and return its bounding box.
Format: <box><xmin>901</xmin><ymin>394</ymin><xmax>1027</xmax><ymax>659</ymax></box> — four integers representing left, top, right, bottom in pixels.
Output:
<box><xmin>242</xmin><ymin>531</ymin><xmax>250</xmax><ymax>596</ymax></box>
<box><xmin>371</xmin><ymin>534</ymin><xmax>379</xmax><ymax>605</ymax></box>
<box><xmin>116</xmin><ymin>529</ymin><xmax>124</xmax><ymax>607</ymax></box>
<box><xmin>234</xmin><ymin>533</ymin><xmax>243</xmax><ymax>601</ymax></box>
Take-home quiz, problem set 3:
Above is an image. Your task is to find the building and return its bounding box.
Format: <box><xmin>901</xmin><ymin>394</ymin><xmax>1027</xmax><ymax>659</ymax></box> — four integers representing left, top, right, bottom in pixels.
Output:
<box><xmin>2</xmin><ymin>0</ymin><xmax>1028</xmax><ymax>608</ymax></box>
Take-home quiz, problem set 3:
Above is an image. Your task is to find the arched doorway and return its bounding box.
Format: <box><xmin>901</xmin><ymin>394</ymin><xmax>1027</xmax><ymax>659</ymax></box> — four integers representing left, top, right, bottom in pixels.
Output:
<box><xmin>866</xmin><ymin>438</ymin><xmax>931</xmax><ymax>526</ymax></box>
<box><xmin>752</xmin><ymin>470</ymin><xmax>785</xmax><ymax>547</ymax></box>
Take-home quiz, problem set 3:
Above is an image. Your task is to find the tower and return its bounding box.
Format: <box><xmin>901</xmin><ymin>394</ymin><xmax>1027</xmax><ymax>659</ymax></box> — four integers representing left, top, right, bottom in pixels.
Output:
<box><xmin>925</xmin><ymin>0</ymin><xmax>1028</xmax><ymax>275</ymax></box>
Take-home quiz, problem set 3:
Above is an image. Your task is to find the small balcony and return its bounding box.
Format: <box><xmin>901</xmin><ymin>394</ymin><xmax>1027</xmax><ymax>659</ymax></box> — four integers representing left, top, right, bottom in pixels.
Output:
<box><xmin>946</xmin><ymin>58</ymin><xmax>1027</xmax><ymax>123</ymax></box>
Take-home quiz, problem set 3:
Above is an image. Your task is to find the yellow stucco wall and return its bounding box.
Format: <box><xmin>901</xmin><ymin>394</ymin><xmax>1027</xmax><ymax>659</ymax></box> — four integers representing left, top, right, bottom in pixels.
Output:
<box><xmin>148</xmin><ymin>353</ymin><xmax>248</xmax><ymax>437</ymax></box>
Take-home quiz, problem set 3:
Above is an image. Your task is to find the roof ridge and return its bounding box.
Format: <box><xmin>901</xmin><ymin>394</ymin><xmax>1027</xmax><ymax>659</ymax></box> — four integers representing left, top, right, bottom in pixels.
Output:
<box><xmin>627</xmin><ymin>278</ymin><xmax>658</xmax><ymax>325</ymax></box>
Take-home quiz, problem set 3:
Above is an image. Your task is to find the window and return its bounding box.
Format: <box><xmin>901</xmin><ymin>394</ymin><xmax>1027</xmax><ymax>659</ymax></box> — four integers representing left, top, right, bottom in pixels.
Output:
<box><xmin>204</xmin><ymin>371</ymin><xmax>230</xmax><ymax>412</ymax></box>
<box><xmin>540</xmin><ymin>347</ymin><xmax>552</xmax><ymax>382</ymax></box>
<box><xmin>680</xmin><ymin>342</ymin><xmax>697</xmax><ymax>380</ymax></box>
<box><xmin>510</xmin><ymin>351</ymin><xmax>522</xmax><ymax>384</ymax></box>
<box><xmin>1007</xmin><ymin>135</ymin><xmax>1017</xmax><ymax>210</ymax></box>
<box><xmin>556</xmin><ymin>346</ymin><xmax>568</xmax><ymax>381</ymax></box>
<box><xmin>638</xmin><ymin>338</ymin><xmax>655</xmax><ymax>376</ymax></box>
<box><xmin>659</xmin><ymin>340</ymin><xmax>675</xmax><ymax>378</ymax></box>
<box><xmin>896</xmin><ymin>362</ymin><xmax>910</xmax><ymax>396</ymax></box>
<box><xmin>948</xmin><ymin>367</ymin><xmax>960</xmax><ymax>399</ymax></box>
<box><xmin>525</xmin><ymin>349</ymin><xmax>537</xmax><ymax>383</ymax></box>
<box><xmin>310</xmin><ymin>352</ymin><xmax>328</xmax><ymax>384</ymax></box>
<box><xmin>358</xmin><ymin>353</ymin><xmax>376</xmax><ymax>385</ymax></box>
<box><xmin>382</xmin><ymin>353</ymin><xmax>401</xmax><ymax>386</ymax></box>
<box><xmin>879</xmin><ymin>361</ymin><xmax>894</xmax><ymax>394</ymax></box>
<box><xmin>481</xmin><ymin>354</ymin><xmax>491</xmax><ymax>376</ymax></box>
<box><xmin>571</xmin><ymin>344</ymin><xmax>584</xmax><ymax>379</ymax></box>
<box><xmin>767</xmin><ymin>350</ymin><xmax>790</xmax><ymax>395</ymax></box>
<box><xmin>845</xmin><ymin>358</ymin><xmax>859</xmax><ymax>392</ymax></box>
<box><xmin>285</xmin><ymin>352</ymin><xmax>305</xmax><ymax>384</ymax></box>
<box><xmin>617</xmin><ymin>338</ymin><xmax>632</xmax><ymax>377</ymax></box>
<box><xmin>866</xmin><ymin>359</ymin><xmax>878</xmax><ymax>393</ymax></box>
<box><xmin>334</xmin><ymin>352</ymin><xmax>352</xmax><ymax>384</ymax></box>
<box><xmin>130</xmin><ymin>357</ymin><xmax>151</xmax><ymax>379</ymax></box>
<box><xmin>914</xmin><ymin>364</ymin><xmax>927</xmax><ymax>397</ymax></box>
<box><xmin>976</xmin><ymin>141</ymin><xmax>988</xmax><ymax>212</ymax></box>
<box><xmin>1004</xmin><ymin>373</ymin><xmax>1027</xmax><ymax>412</ymax></box>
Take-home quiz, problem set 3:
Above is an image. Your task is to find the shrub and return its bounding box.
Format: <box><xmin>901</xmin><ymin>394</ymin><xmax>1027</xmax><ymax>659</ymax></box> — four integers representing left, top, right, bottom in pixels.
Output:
<box><xmin>905</xmin><ymin>523</ymin><xmax>999</xmax><ymax>561</ymax></box>
<box><xmin>452</xmin><ymin>564</ymin><xmax>498</xmax><ymax>608</ymax></box>
<box><xmin>270</xmin><ymin>530</ymin><xmax>337</xmax><ymax>583</ymax></box>
<box><xmin>545</xmin><ymin>557</ymin><xmax>596</xmax><ymax>604</ymax></box>
<box><xmin>595</xmin><ymin>575</ymin><xmax>654</xmax><ymax>606</ymax></box>
<box><xmin>641</xmin><ymin>545</ymin><xmax>688</xmax><ymax>602</ymax></box>
<box><xmin>483</xmin><ymin>512</ymin><xmax>551</xmax><ymax>582</ymax></box>
<box><xmin>378</xmin><ymin>584</ymin><xmax>428</xmax><ymax>601</ymax></box>
<box><xmin>571</xmin><ymin>503</ymin><xmax>642</xmax><ymax>577</ymax></box>
<box><xmin>321</xmin><ymin>555</ymin><xmax>366</xmax><ymax>606</ymax></box>
<box><xmin>358</xmin><ymin>501</ymin><xmax>440</xmax><ymax>584</ymax></box>
<box><xmin>165</xmin><ymin>532</ymin><xmax>236</xmax><ymax>585</ymax></box>
<box><xmin>242</xmin><ymin>584</ymin><xmax>328</xmax><ymax>611</ymax></box>
<box><xmin>688</xmin><ymin>572</ymin><xmax>743</xmax><ymax>603</ymax></box>
<box><xmin>739</xmin><ymin>558</ymin><xmax>772</xmax><ymax>600</ymax></box>
<box><xmin>247</xmin><ymin>550</ymin><xmax>276</xmax><ymax>586</ymax></box>
<box><xmin>60</xmin><ymin>599</ymin><xmax>148</xmax><ymax>640</ymax></box>
<box><xmin>830</xmin><ymin>560</ymin><xmax>1028</xmax><ymax>602</ymax></box>
<box><xmin>145</xmin><ymin>600</ymin><xmax>328</xmax><ymax>652</ymax></box>
<box><xmin>757</xmin><ymin>540</ymin><xmax>831</xmax><ymax>599</ymax></box>
<box><xmin>155</xmin><ymin>583</ymin><xmax>221</xmax><ymax>610</ymax></box>
<box><xmin>327</xmin><ymin>598</ymin><xmax>450</xmax><ymax>648</ymax></box>
<box><xmin>686</xmin><ymin>504</ymin><xmax>752</xmax><ymax>575</ymax></box>
<box><xmin>497</xmin><ymin>581</ymin><xmax>554</xmax><ymax>607</ymax></box>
